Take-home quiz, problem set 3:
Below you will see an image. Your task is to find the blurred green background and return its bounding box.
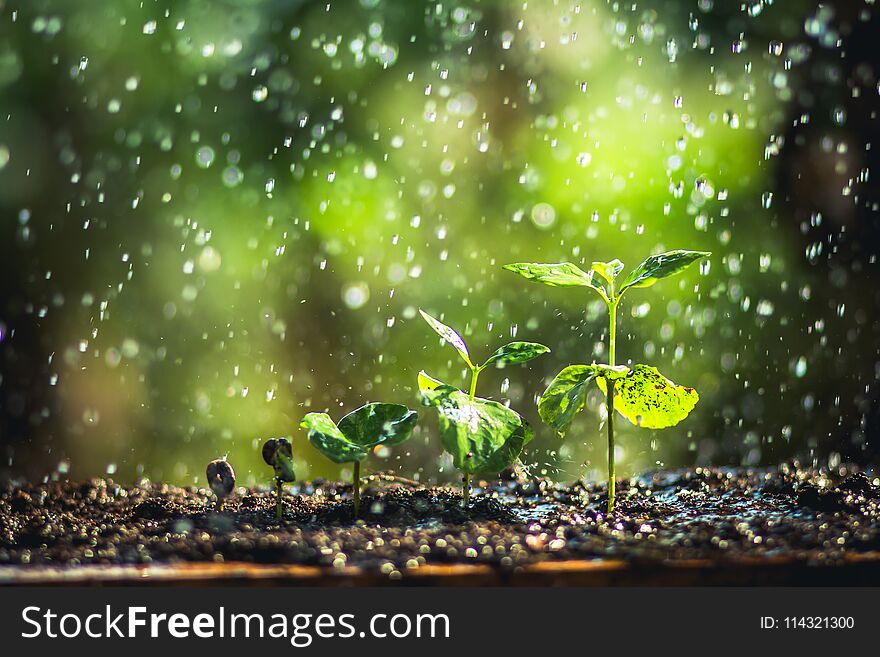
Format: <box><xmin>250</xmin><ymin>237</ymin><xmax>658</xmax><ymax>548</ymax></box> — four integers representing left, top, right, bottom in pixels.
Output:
<box><xmin>1</xmin><ymin>0</ymin><xmax>878</xmax><ymax>487</ymax></box>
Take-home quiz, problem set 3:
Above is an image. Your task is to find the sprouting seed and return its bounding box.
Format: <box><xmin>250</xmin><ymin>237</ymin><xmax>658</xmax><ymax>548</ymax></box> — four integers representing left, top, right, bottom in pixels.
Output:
<box><xmin>262</xmin><ymin>437</ymin><xmax>296</xmax><ymax>521</ymax></box>
<box><xmin>206</xmin><ymin>458</ymin><xmax>235</xmax><ymax>511</ymax></box>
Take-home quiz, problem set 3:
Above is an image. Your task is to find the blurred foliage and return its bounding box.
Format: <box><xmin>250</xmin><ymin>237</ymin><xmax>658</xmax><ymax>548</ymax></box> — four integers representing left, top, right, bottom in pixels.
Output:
<box><xmin>1</xmin><ymin>0</ymin><xmax>878</xmax><ymax>486</ymax></box>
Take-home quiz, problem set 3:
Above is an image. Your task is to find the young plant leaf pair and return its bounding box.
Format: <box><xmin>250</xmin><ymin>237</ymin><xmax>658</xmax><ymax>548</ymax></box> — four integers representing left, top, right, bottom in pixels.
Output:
<box><xmin>538</xmin><ymin>363</ymin><xmax>698</xmax><ymax>436</ymax></box>
<box><xmin>301</xmin><ymin>403</ymin><xmax>418</xmax><ymax>515</ymax></box>
<box><xmin>505</xmin><ymin>249</ymin><xmax>710</xmax><ymax>514</ymax></box>
<box><xmin>418</xmin><ymin>309</ymin><xmax>550</xmax><ymax>504</ymax></box>
<box><xmin>504</xmin><ymin>250</ymin><xmax>708</xmax><ymax>298</ymax></box>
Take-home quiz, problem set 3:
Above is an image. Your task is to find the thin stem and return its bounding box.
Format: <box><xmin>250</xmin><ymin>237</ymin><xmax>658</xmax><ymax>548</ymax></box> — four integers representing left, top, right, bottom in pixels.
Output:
<box><xmin>468</xmin><ymin>366</ymin><xmax>480</xmax><ymax>401</ymax></box>
<box><xmin>216</xmin><ymin>498</ymin><xmax>225</xmax><ymax>512</ymax></box>
<box><xmin>606</xmin><ymin>294</ymin><xmax>618</xmax><ymax>515</ymax></box>
<box><xmin>464</xmin><ymin>365</ymin><xmax>478</xmax><ymax>507</ymax></box>
<box><xmin>608</xmin><ymin>299</ymin><xmax>617</xmax><ymax>368</ymax></box>
<box><xmin>353</xmin><ymin>461</ymin><xmax>361</xmax><ymax>517</ymax></box>
<box><xmin>606</xmin><ymin>379</ymin><xmax>616</xmax><ymax>515</ymax></box>
<box><xmin>275</xmin><ymin>478</ymin><xmax>283</xmax><ymax>521</ymax></box>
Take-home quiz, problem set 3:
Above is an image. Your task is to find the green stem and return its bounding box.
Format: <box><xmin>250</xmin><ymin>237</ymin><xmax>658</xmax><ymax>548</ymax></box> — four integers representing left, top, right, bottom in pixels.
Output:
<box><xmin>608</xmin><ymin>298</ymin><xmax>617</xmax><ymax>367</ymax></box>
<box><xmin>353</xmin><ymin>460</ymin><xmax>361</xmax><ymax>517</ymax></box>
<box><xmin>606</xmin><ymin>379</ymin><xmax>616</xmax><ymax>515</ymax></box>
<box><xmin>275</xmin><ymin>478</ymin><xmax>283</xmax><ymax>521</ymax></box>
<box><xmin>463</xmin><ymin>365</ymin><xmax>479</xmax><ymax>507</ymax></box>
<box><xmin>468</xmin><ymin>366</ymin><xmax>480</xmax><ymax>401</ymax></box>
<box><xmin>606</xmin><ymin>295</ymin><xmax>618</xmax><ymax>515</ymax></box>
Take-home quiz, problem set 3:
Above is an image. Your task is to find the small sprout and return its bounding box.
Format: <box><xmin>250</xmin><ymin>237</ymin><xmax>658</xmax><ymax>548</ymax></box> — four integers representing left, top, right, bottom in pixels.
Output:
<box><xmin>262</xmin><ymin>437</ymin><xmax>295</xmax><ymax>521</ymax></box>
<box><xmin>505</xmin><ymin>250</ymin><xmax>710</xmax><ymax>514</ymax></box>
<box><xmin>418</xmin><ymin>309</ymin><xmax>549</xmax><ymax>506</ymax></box>
<box><xmin>301</xmin><ymin>403</ymin><xmax>418</xmax><ymax>516</ymax></box>
<box><xmin>206</xmin><ymin>457</ymin><xmax>235</xmax><ymax>511</ymax></box>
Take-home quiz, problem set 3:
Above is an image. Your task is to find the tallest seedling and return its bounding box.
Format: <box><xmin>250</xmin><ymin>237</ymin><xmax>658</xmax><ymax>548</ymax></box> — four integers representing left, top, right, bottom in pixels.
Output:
<box><xmin>505</xmin><ymin>250</ymin><xmax>710</xmax><ymax>514</ymax></box>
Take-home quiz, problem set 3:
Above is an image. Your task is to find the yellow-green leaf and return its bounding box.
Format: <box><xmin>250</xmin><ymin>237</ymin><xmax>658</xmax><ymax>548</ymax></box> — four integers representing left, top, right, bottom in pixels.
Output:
<box><xmin>418</xmin><ymin>370</ymin><xmax>445</xmax><ymax>392</ymax></box>
<box><xmin>597</xmin><ymin>364</ymin><xmax>699</xmax><ymax>428</ymax></box>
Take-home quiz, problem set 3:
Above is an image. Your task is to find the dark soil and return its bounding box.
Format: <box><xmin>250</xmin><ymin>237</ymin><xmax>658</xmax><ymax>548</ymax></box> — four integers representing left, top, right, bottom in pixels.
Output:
<box><xmin>1</xmin><ymin>466</ymin><xmax>879</xmax><ymax>578</ymax></box>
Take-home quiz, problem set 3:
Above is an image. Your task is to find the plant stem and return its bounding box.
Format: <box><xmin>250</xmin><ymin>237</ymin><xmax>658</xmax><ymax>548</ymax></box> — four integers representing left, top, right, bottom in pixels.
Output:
<box><xmin>606</xmin><ymin>379</ymin><xmax>616</xmax><ymax>515</ymax></box>
<box><xmin>216</xmin><ymin>498</ymin><xmax>225</xmax><ymax>512</ymax></box>
<box><xmin>464</xmin><ymin>365</ymin><xmax>478</xmax><ymax>507</ymax></box>
<box><xmin>608</xmin><ymin>299</ymin><xmax>617</xmax><ymax>368</ymax></box>
<box><xmin>353</xmin><ymin>460</ymin><xmax>361</xmax><ymax>517</ymax></box>
<box><xmin>606</xmin><ymin>292</ymin><xmax>618</xmax><ymax>515</ymax></box>
<box><xmin>275</xmin><ymin>478</ymin><xmax>283</xmax><ymax>521</ymax></box>
<box><xmin>468</xmin><ymin>366</ymin><xmax>480</xmax><ymax>401</ymax></box>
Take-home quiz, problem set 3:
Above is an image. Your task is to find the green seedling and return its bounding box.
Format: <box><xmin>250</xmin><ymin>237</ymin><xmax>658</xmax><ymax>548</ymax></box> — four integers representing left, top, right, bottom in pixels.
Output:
<box><xmin>262</xmin><ymin>437</ymin><xmax>296</xmax><ymax>521</ymax></box>
<box><xmin>418</xmin><ymin>309</ymin><xmax>550</xmax><ymax>505</ymax></box>
<box><xmin>301</xmin><ymin>403</ymin><xmax>418</xmax><ymax>516</ymax></box>
<box><xmin>206</xmin><ymin>457</ymin><xmax>235</xmax><ymax>511</ymax></box>
<box><xmin>505</xmin><ymin>250</ymin><xmax>710</xmax><ymax>514</ymax></box>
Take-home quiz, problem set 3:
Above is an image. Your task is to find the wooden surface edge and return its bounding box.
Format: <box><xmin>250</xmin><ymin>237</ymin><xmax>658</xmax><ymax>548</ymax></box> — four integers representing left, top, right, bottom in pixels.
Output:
<box><xmin>3</xmin><ymin>552</ymin><xmax>880</xmax><ymax>587</ymax></box>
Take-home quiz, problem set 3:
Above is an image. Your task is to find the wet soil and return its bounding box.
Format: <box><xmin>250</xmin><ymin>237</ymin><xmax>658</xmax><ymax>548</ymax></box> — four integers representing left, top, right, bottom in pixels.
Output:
<box><xmin>1</xmin><ymin>466</ymin><xmax>879</xmax><ymax>579</ymax></box>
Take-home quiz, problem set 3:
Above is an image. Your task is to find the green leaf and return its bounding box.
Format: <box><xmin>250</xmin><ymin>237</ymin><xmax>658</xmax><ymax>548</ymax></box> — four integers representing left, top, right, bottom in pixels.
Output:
<box><xmin>302</xmin><ymin>404</ymin><xmax>418</xmax><ymax>464</ymax></box>
<box><xmin>421</xmin><ymin>386</ymin><xmax>533</xmax><ymax>474</ymax></box>
<box><xmin>338</xmin><ymin>403</ymin><xmax>418</xmax><ymax>450</ymax></box>
<box><xmin>419</xmin><ymin>309</ymin><xmax>472</xmax><ymax>367</ymax></box>
<box><xmin>418</xmin><ymin>370</ymin><xmax>445</xmax><ymax>392</ymax></box>
<box><xmin>597</xmin><ymin>364</ymin><xmax>699</xmax><ymax>429</ymax></box>
<box><xmin>591</xmin><ymin>260</ymin><xmax>624</xmax><ymax>285</ymax></box>
<box><xmin>619</xmin><ymin>250</ymin><xmax>710</xmax><ymax>293</ymax></box>
<box><xmin>538</xmin><ymin>365</ymin><xmax>598</xmax><ymax>437</ymax></box>
<box><xmin>302</xmin><ymin>413</ymin><xmax>369</xmax><ymax>463</ymax></box>
<box><xmin>483</xmin><ymin>341</ymin><xmax>550</xmax><ymax>368</ymax></box>
<box><xmin>503</xmin><ymin>262</ymin><xmax>609</xmax><ymax>301</ymax></box>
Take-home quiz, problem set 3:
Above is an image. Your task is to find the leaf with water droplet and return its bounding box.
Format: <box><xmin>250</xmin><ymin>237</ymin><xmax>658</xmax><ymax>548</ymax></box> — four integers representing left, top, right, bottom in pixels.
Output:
<box><xmin>483</xmin><ymin>341</ymin><xmax>550</xmax><ymax>368</ymax></box>
<box><xmin>596</xmin><ymin>364</ymin><xmax>699</xmax><ymax>429</ymax></box>
<box><xmin>619</xmin><ymin>250</ymin><xmax>710</xmax><ymax>294</ymax></box>
<box><xmin>419</xmin><ymin>309</ymin><xmax>472</xmax><ymax>367</ymax></box>
<box><xmin>421</xmin><ymin>386</ymin><xmax>532</xmax><ymax>474</ymax></box>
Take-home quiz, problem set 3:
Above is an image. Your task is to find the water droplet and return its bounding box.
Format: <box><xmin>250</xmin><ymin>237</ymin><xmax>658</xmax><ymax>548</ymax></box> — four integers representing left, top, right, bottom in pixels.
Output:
<box><xmin>198</xmin><ymin>246</ymin><xmax>222</xmax><ymax>272</ymax></box>
<box><xmin>222</xmin><ymin>166</ymin><xmax>243</xmax><ymax>187</ymax></box>
<box><xmin>531</xmin><ymin>203</ymin><xmax>556</xmax><ymax>229</ymax></box>
<box><xmin>195</xmin><ymin>146</ymin><xmax>215</xmax><ymax>168</ymax></box>
<box><xmin>342</xmin><ymin>282</ymin><xmax>370</xmax><ymax>309</ymax></box>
